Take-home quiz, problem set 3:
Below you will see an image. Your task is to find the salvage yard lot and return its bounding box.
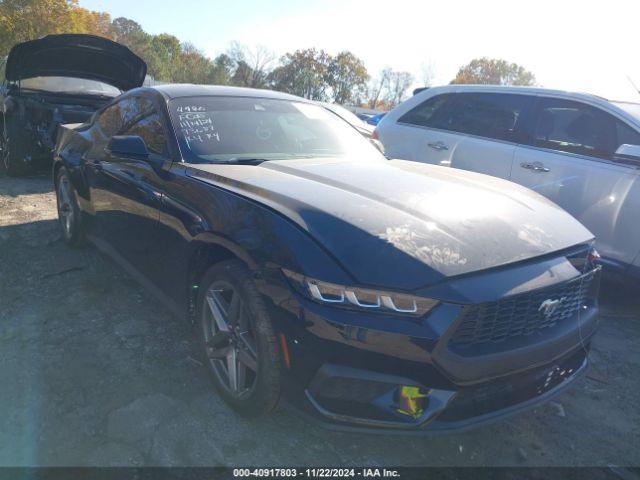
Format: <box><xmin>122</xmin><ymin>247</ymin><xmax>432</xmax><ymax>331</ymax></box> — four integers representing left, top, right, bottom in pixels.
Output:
<box><xmin>0</xmin><ymin>173</ymin><xmax>639</xmax><ymax>467</ymax></box>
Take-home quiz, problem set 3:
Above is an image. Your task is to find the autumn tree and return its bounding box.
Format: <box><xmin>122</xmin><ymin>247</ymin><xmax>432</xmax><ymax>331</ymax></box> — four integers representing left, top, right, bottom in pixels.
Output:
<box><xmin>0</xmin><ymin>0</ymin><xmax>379</xmax><ymax>100</ymax></box>
<box><xmin>269</xmin><ymin>48</ymin><xmax>332</xmax><ymax>100</ymax></box>
<box><xmin>111</xmin><ymin>17</ymin><xmax>150</xmax><ymax>60</ymax></box>
<box><xmin>327</xmin><ymin>51</ymin><xmax>369</xmax><ymax>105</ymax></box>
<box><xmin>145</xmin><ymin>33</ymin><xmax>182</xmax><ymax>81</ymax></box>
<box><xmin>68</xmin><ymin>6</ymin><xmax>111</xmax><ymax>38</ymax></box>
<box><xmin>0</xmin><ymin>0</ymin><xmax>97</xmax><ymax>56</ymax></box>
<box><xmin>451</xmin><ymin>57</ymin><xmax>536</xmax><ymax>86</ymax></box>
<box><xmin>210</xmin><ymin>53</ymin><xmax>235</xmax><ymax>85</ymax></box>
<box><xmin>172</xmin><ymin>43</ymin><xmax>214</xmax><ymax>84</ymax></box>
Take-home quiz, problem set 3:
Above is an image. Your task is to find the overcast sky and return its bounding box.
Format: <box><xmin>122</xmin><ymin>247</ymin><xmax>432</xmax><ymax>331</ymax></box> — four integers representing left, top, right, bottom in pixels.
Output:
<box><xmin>79</xmin><ymin>0</ymin><xmax>640</xmax><ymax>101</ymax></box>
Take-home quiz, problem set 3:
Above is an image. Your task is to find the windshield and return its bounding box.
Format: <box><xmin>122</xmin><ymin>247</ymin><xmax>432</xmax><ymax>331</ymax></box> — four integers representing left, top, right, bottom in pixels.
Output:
<box><xmin>170</xmin><ymin>96</ymin><xmax>383</xmax><ymax>163</ymax></box>
<box><xmin>19</xmin><ymin>76</ymin><xmax>121</xmax><ymax>96</ymax></box>
<box><xmin>614</xmin><ymin>101</ymin><xmax>640</xmax><ymax>123</ymax></box>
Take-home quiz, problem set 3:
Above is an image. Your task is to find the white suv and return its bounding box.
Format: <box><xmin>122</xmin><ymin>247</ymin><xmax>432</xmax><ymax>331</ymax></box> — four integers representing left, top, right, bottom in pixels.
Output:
<box><xmin>375</xmin><ymin>85</ymin><xmax>640</xmax><ymax>281</ymax></box>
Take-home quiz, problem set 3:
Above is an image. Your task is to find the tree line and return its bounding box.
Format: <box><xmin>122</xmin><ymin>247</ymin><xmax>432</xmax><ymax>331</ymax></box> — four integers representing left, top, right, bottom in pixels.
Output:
<box><xmin>0</xmin><ymin>0</ymin><xmax>537</xmax><ymax>109</ymax></box>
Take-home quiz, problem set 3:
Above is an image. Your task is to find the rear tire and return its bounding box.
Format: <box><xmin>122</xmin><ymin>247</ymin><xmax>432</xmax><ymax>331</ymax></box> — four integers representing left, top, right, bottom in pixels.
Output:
<box><xmin>55</xmin><ymin>166</ymin><xmax>85</xmax><ymax>246</ymax></box>
<box><xmin>197</xmin><ymin>260</ymin><xmax>281</xmax><ymax>417</ymax></box>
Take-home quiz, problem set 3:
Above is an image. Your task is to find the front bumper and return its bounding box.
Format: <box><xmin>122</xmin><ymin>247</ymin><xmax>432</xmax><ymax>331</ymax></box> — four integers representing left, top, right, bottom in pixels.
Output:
<box><xmin>286</xmin><ymin>344</ymin><xmax>588</xmax><ymax>434</ymax></box>
<box><xmin>263</xmin><ymin>266</ymin><xmax>600</xmax><ymax>433</ymax></box>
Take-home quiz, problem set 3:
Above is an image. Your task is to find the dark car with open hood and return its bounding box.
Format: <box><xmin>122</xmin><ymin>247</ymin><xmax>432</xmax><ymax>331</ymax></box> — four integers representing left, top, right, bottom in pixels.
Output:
<box><xmin>1</xmin><ymin>34</ymin><xmax>146</xmax><ymax>176</ymax></box>
<box><xmin>53</xmin><ymin>84</ymin><xmax>601</xmax><ymax>433</ymax></box>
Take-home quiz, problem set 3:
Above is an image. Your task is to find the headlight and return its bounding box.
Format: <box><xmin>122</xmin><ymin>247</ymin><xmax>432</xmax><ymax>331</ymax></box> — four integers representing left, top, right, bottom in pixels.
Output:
<box><xmin>282</xmin><ymin>269</ymin><xmax>439</xmax><ymax>316</ymax></box>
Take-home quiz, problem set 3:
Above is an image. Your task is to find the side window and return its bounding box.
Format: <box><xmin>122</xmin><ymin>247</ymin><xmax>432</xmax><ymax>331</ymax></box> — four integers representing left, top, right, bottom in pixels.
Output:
<box><xmin>444</xmin><ymin>93</ymin><xmax>532</xmax><ymax>142</ymax></box>
<box><xmin>398</xmin><ymin>94</ymin><xmax>453</xmax><ymax>128</ymax></box>
<box><xmin>121</xmin><ymin>97</ymin><xmax>167</xmax><ymax>155</ymax></box>
<box><xmin>96</xmin><ymin>102</ymin><xmax>124</xmax><ymax>137</ymax></box>
<box><xmin>615</xmin><ymin>121</ymin><xmax>640</xmax><ymax>149</ymax></box>
<box><xmin>531</xmin><ymin>99</ymin><xmax>615</xmax><ymax>159</ymax></box>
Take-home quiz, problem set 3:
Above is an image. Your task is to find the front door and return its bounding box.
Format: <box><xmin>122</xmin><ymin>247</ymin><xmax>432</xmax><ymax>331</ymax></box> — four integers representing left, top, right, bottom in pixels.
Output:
<box><xmin>390</xmin><ymin>91</ymin><xmax>533</xmax><ymax>179</ymax></box>
<box><xmin>511</xmin><ymin>97</ymin><xmax>640</xmax><ymax>267</ymax></box>
<box><xmin>84</xmin><ymin>95</ymin><xmax>169</xmax><ymax>270</ymax></box>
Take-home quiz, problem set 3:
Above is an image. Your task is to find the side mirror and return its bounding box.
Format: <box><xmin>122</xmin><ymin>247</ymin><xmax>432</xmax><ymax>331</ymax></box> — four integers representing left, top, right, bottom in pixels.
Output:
<box><xmin>614</xmin><ymin>144</ymin><xmax>640</xmax><ymax>165</ymax></box>
<box><xmin>107</xmin><ymin>135</ymin><xmax>149</xmax><ymax>158</ymax></box>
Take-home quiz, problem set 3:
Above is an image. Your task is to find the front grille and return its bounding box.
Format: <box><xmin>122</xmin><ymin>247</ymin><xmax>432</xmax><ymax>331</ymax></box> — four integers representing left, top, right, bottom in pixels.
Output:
<box><xmin>449</xmin><ymin>270</ymin><xmax>596</xmax><ymax>349</ymax></box>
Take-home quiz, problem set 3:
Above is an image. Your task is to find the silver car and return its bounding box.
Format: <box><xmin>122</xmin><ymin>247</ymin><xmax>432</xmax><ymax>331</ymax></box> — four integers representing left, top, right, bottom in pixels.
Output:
<box><xmin>375</xmin><ymin>85</ymin><xmax>640</xmax><ymax>281</ymax></box>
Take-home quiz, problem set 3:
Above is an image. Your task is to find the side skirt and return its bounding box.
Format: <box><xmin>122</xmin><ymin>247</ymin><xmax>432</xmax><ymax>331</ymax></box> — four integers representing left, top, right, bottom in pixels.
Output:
<box><xmin>87</xmin><ymin>234</ymin><xmax>185</xmax><ymax>320</ymax></box>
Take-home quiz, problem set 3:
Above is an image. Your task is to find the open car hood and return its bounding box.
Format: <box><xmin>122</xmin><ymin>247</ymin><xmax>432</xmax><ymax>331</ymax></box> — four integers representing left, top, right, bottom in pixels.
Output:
<box><xmin>5</xmin><ymin>34</ymin><xmax>147</xmax><ymax>91</ymax></box>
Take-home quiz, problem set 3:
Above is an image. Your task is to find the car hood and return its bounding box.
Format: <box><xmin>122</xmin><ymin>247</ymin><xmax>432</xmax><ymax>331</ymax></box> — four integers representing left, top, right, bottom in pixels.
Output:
<box><xmin>5</xmin><ymin>34</ymin><xmax>147</xmax><ymax>91</ymax></box>
<box><xmin>187</xmin><ymin>158</ymin><xmax>594</xmax><ymax>290</ymax></box>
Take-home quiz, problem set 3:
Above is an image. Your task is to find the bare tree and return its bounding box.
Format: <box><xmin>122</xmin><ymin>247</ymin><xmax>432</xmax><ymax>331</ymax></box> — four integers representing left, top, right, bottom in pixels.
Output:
<box><xmin>368</xmin><ymin>68</ymin><xmax>392</xmax><ymax>109</ymax></box>
<box><xmin>385</xmin><ymin>71</ymin><xmax>414</xmax><ymax>107</ymax></box>
<box><xmin>420</xmin><ymin>61</ymin><xmax>435</xmax><ymax>87</ymax></box>
<box><xmin>227</xmin><ymin>41</ymin><xmax>276</xmax><ymax>88</ymax></box>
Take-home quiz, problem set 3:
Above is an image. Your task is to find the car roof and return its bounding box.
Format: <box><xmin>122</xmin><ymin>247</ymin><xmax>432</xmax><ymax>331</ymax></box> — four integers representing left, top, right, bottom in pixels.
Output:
<box><xmin>424</xmin><ymin>84</ymin><xmax>611</xmax><ymax>102</ymax></box>
<box><xmin>391</xmin><ymin>84</ymin><xmax>640</xmax><ymax>130</ymax></box>
<box><xmin>149</xmin><ymin>83</ymin><xmax>310</xmax><ymax>102</ymax></box>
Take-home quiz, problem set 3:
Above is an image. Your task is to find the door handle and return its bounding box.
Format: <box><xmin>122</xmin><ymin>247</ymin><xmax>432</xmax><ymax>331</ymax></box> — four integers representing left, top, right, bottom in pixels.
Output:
<box><xmin>428</xmin><ymin>141</ymin><xmax>449</xmax><ymax>151</ymax></box>
<box><xmin>520</xmin><ymin>162</ymin><xmax>550</xmax><ymax>172</ymax></box>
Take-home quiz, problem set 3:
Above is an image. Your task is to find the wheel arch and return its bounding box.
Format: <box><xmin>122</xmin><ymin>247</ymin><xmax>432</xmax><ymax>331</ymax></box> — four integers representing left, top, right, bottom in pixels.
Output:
<box><xmin>185</xmin><ymin>234</ymin><xmax>259</xmax><ymax>320</ymax></box>
<box><xmin>52</xmin><ymin>157</ymin><xmax>64</xmax><ymax>185</ymax></box>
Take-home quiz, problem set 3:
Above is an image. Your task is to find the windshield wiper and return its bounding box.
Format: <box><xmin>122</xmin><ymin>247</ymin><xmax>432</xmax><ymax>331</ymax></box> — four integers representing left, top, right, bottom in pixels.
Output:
<box><xmin>215</xmin><ymin>158</ymin><xmax>269</xmax><ymax>165</ymax></box>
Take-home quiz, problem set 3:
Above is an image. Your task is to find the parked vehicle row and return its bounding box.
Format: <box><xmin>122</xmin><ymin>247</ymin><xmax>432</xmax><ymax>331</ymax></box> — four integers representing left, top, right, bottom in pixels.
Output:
<box><xmin>375</xmin><ymin>85</ymin><xmax>640</xmax><ymax>281</ymax></box>
<box><xmin>3</xmin><ymin>34</ymin><xmax>605</xmax><ymax>433</ymax></box>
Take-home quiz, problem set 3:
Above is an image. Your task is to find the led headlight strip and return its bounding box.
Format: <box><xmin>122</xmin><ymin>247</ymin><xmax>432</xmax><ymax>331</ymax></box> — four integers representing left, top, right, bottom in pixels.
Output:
<box><xmin>282</xmin><ymin>269</ymin><xmax>438</xmax><ymax>316</ymax></box>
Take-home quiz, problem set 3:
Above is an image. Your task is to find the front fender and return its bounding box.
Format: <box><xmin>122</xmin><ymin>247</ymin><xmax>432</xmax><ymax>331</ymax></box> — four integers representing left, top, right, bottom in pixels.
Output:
<box><xmin>178</xmin><ymin>184</ymin><xmax>355</xmax><ymax>284</ymax></box>
<box><xmin>157</xmin><ymin>166</ymin><xmax>355</xmax><ymax>313</ymax></box>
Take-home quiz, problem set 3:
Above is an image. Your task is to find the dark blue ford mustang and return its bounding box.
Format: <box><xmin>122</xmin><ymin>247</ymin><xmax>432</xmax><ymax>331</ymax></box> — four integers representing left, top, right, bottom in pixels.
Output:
<box><xmin>53</xmin><ymin>84</ymin><xmax>601</xmax><ymax>433</ymax></box>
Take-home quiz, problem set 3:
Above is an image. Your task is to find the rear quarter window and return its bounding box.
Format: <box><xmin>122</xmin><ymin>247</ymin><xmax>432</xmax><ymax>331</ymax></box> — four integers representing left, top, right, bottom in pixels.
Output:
<box><xmin>398</xmin><ymin>94</ymin><xmax>452</xmax><ymax>128</ymax></box>
<box><xmin>398</xmin><ymin>92</ymin><xmax>532</xmax><ymax>143</ymax></box>
<box><xmin>615</xmin><ymin>121</ymin><xmax>640</xmax><ymax>148</ymax></box>
<box><xmin>444</xmin><ymin>92</ymin><xmax>532</xmax><ymax>142</ymax></box>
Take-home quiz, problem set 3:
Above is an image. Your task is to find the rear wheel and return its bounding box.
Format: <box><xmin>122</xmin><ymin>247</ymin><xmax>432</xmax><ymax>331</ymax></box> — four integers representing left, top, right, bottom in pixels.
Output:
<box><xmin>2</xmin><ymin>116</ymin><xmax>33</xmax><ymax>177</ymax></box>
<box><xmin>55</xmin><ymin>167</ymin><xmax>85</xmax><ymax>246</ymax></box>
<box><xmin>197</xmin><ymin>260</ymin><xmax>281</xmax><ymax>416</ymax></box>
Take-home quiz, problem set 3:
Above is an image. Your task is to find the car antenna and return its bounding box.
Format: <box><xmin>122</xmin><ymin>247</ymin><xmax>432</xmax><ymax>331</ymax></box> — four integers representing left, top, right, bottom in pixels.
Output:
<box><xmin>626</xmin><ymin>75</ymin><xmax>640</xmax><ymax>98</ymax></box>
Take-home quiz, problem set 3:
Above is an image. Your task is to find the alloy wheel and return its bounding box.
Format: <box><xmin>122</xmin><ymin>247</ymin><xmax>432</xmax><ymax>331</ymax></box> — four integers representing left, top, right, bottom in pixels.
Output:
<box><xmin>203</xmin><ymin>281</ymin><xmax>259</xmax><ymax>398</ymax></box>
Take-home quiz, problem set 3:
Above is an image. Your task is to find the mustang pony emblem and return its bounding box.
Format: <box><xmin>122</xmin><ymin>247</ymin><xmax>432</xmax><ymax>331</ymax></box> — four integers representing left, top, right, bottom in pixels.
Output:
<box><xmin>538</xmin><ymin>297</ymin><xmax>567</xmax><ymax>317</ymax></box>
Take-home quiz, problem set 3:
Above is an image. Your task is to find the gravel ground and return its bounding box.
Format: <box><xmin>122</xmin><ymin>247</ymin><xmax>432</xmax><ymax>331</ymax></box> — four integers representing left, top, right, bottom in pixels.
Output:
<box><xmin>0</xmin><ymin>173</ymin><xmax>639</xmax><ymax>468</ymax></box>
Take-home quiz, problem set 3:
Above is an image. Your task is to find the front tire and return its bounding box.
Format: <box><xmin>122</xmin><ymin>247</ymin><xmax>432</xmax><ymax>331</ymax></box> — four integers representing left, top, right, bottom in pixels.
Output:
<box><xmin>55</xmin><ymin>166</ymin><xmax>85</xmax><ymax>246</ymax></box>
<box><xmin>197</xmin><ymin>260</ymin><xmax>281</xmax><ymax>417</ymax></box>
